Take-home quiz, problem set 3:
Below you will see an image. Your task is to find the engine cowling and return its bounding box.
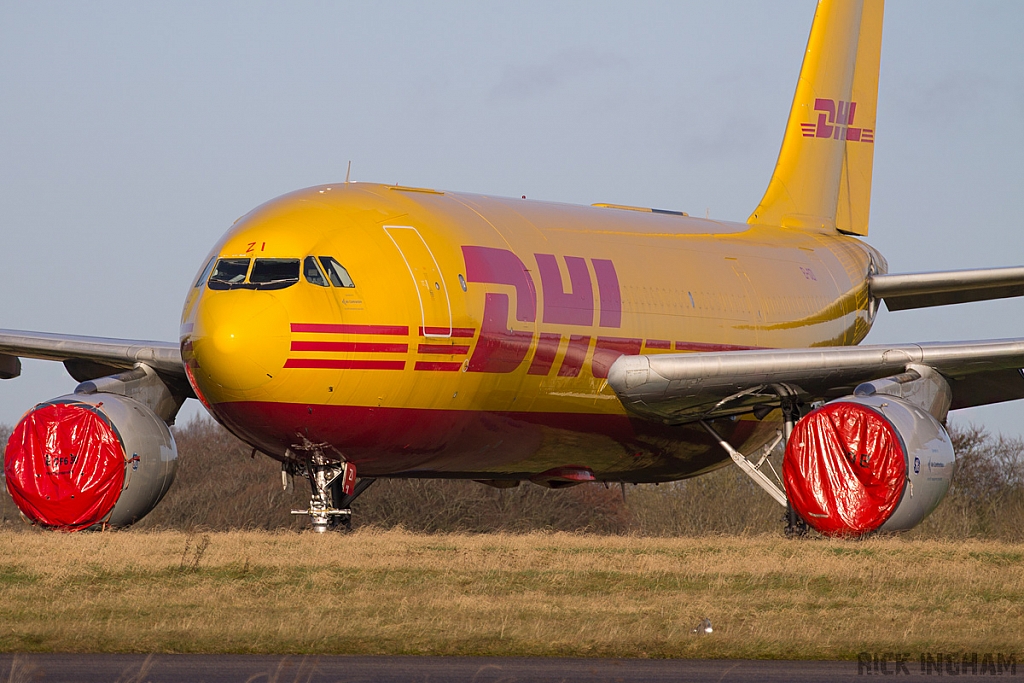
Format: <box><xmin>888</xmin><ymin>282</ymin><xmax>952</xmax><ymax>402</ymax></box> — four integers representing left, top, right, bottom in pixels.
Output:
<box><xmin>4</xmin><ymin>393</ymin><xmax>177</xmax><ymax>530</ymax></box>
<box><xmin>783</xmin><ymin>394</ymin><xmax>955</xmax><ymax>537</ymax></box>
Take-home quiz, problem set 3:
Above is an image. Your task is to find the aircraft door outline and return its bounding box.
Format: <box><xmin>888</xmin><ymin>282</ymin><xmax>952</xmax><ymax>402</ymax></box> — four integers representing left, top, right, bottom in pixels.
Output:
<box><xmin>383</xmin><ymin>226</ymin><xmax>453</xmax><ymax>338</ymax></box>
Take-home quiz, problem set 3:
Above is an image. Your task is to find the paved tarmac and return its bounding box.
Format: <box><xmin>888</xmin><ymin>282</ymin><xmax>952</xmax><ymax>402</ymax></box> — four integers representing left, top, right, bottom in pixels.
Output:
<box><xmin>2</xmin><ymin>653</ymin><xmax>994</xmax><ymax>682</ymax></box>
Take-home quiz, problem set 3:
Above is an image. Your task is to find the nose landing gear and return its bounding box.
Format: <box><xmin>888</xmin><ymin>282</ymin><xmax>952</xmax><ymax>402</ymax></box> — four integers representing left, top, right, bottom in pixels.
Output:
<box><xmin>285</xmin><ymin>454</ymin><xmax>376</xmax><ymax>532</ymax></box>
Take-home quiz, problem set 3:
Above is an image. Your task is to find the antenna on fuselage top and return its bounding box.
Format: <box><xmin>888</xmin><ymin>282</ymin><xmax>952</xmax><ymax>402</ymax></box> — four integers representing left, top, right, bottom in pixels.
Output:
<box><xmin>345</xmin><ymin>160</ymin><xmax>352</xmax><ymax>184</ymax></box>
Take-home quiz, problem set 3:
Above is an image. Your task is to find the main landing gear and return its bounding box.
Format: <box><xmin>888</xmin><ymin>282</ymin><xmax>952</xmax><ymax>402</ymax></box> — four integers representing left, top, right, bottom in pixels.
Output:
<box><xmin>785</xmin><ymin>503</ymin><xmax>809</xmax><ymax>537</ymax></box>
<box><xmin>701</xmin><ymin>388</ymin><xmax>810</xmax><ymax>537</ymax></box>
<box><xmin>781</xmin><ymin>396</ymin><xmax>808</xmax><ymax>537</ymax></box>
<box><xmin>284</xmin><ymin>454</ymin><xmax>376</xmax><ymax>532</ymax></box>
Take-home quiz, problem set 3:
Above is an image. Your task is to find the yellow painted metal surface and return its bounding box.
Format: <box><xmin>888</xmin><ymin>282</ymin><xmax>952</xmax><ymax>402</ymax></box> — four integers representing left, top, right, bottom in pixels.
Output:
<box><xmin>181</xmin><ymin>183</ymin><xmax>880</xmax><ymax>418</ymax></box>
<box><xmin>749</xmin><ymin>0</ymin><xmax>882</xmax><ymax>235</ymax></box>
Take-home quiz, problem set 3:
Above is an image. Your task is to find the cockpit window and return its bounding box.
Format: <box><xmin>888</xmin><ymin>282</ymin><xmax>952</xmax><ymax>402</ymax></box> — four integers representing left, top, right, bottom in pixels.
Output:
<box><xmin>319</xmin><ymin>256</ymin><xmax>356</xmax><ymax>288</ymax></box>
<box><xmin>194</xmin><ymin>258</ymin><xmax>216</xmax><ymax>288</ymax></box>
<box><xmin>303</xmin><ymin>256</ymin><xmax>329</xmax><ymax>287</ymax></box>
<box><xmin>208</xmin><ymin>258</ymin><xmax>251</xmax><ymax>290</ymax></box>
<box><xmin>249</xmin><ymin>258</ymin><xmax>300</xmax><ymax>290</ymax></box>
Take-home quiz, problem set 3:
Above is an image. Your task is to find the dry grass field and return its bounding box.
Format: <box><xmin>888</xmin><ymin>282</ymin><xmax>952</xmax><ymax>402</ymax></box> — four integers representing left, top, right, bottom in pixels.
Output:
<box><xmin>3</xmin><ymin>419</ymin><xmax>1024</xmax><ymax>660</ymax></box>
<box><xmin>1</xmin><ymin>529</ymin><xmax>1022</xmax><ymax>660</ymax></box>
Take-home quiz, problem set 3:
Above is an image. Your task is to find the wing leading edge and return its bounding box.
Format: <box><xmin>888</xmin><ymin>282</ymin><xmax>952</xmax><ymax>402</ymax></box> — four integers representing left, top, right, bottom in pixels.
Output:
<box><xmin>0</xmin><ymin>329</ymin><xmax>187</xmax><ymax>389</ymax></box>
<box><xmin>606</xmin><ymin>339</ymin><xmax>1024</xmax><ymax>424</ymax></box>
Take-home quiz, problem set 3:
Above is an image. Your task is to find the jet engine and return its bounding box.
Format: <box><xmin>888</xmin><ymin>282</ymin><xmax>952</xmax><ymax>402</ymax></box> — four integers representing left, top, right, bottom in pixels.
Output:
<box><xmin>783</xmin><ymin>369</ymin><xmax>956</xmax><ymax>538</ymax></box>
<box><xmin>4</xmin><ymin>367</ymin><xmax>180</xmax><ymax>531</ymax></box>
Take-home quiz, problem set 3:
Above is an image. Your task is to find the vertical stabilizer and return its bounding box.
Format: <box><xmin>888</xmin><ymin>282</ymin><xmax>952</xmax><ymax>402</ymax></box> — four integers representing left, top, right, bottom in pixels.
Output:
<box><xmin>748</xmin><ymin>0</ymin><xmax>883</xmax><ymax>235</ymax></box>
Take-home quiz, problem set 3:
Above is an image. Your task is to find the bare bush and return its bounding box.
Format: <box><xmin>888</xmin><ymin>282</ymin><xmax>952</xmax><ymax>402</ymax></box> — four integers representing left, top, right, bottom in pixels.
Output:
<box><xmin>628</xmin><ymin>466</ymin><xmax>785</xmax><ymax>536</ymax></box>
<box><xmin>908</xmin><ymin>424</ymin><xmax>1024</xmax><ymax>541</ymax></box>
<box><xmin>4</xmin><ymin>415</ymin><xmax>1024</xmax><ymax>539</ymax></box>
<box><xmin>137</xmin><ymin>418</ymin><xmax>1024</xmax><ymax>539</ymax></box>
<box><xmin>136</xmin><ymin>415</ymin><xmax>309</xmax><ymax>531</ymax></box>
<box><xmin>0</xmin><ymin>423</ymin><xmax>19</xmax><ymax>528</ymax></box>
<box><xmin>359</xmin><ymin>478</ymin><xmax>631</xmax><ymax>534</ymax></box>
<box><xmin>139</xmin><ymin>416</ymin><xmax>631</xmax><ymax>533</ymax></box>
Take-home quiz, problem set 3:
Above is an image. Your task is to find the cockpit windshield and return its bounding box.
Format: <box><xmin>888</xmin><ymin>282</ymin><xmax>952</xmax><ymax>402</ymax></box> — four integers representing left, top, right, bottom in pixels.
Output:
<box><xmin>206</xmin><ymin>255</ymin><xmax>353</xmax><ymax>291</ymax></box>
<box><xmin>208</xmin><ymin>259</ymin><xmax>251</xmax><ymax>289</ymax></box>
<box><xmin>249</xmin><ymin>258</ymin><xmax>300</xmax><ymax>289</ymax></box>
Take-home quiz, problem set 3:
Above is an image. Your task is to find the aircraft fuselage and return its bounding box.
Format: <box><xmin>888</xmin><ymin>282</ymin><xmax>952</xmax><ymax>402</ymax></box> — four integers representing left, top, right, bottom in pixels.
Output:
<box><xmin>180</xmin><ymin>182</ymin><xmax>883</xmax><ymax>482</ymax></box>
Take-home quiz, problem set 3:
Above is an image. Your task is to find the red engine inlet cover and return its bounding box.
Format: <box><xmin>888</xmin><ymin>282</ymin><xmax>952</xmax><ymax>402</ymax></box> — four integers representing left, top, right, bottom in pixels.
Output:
<box><xmin>4</xmin><ymin>401</ymin><xmax>126</xmax><ymax>531</ymax></box>
<box><xmin>783</xmin><ymin>401</ymin><xmax>907</xmax><ymax>537</ymax></box>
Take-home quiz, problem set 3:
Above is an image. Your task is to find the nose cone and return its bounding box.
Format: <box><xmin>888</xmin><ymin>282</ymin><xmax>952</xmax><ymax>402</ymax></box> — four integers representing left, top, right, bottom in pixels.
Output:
<box><xmin>191</xmin><ymin>291</ymin><xmax>290</xmax><ymax>392</ymax></box>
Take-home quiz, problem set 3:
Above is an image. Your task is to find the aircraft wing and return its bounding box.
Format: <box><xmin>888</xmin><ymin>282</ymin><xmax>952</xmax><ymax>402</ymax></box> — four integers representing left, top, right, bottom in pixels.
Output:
<box><xmin>607</xmin><ymin>339</ymin><xmax>1024</xmax><ymax>424</ymax></box>
<box><xmin>0</xmin><ymin>329</ymin><xmax>187</xmax><ymax>387</ymax></box>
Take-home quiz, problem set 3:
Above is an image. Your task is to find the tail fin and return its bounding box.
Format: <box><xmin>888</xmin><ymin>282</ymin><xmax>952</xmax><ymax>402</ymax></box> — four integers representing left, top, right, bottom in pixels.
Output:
<box><xmin>748</xmin><ymin>0</ymin><xmax>883</xmax><ymax>236</ymax></box>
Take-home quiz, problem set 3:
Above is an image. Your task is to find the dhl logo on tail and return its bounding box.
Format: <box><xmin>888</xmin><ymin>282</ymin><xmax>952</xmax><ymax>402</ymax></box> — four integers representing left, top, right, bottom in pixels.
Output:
<box><xmin>800</xmin><ymin>99</ymin><xmax>875</xmax><ymax>143</ymax></box>
<box><xmin>794</xmin><ymin>98</ymin><xmax>876</xmax><ymax>143</ymax></box>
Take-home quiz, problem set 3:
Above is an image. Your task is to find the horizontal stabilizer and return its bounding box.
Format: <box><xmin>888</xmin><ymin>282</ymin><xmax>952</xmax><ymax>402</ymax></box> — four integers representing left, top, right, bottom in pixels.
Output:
<box><xmin>869</xmin><ymin>265</ymin><xmax>1024</xmax><ymax>311</ymax></box>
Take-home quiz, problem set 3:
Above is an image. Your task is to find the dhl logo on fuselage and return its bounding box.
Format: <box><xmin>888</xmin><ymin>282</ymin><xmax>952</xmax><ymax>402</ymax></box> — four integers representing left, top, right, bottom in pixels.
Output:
<box><xmin>283</xmin><ymin>246</ymin><xmax>758</xmax><ymax>379</ymax></box>
<box><xmin>800</xmin><ymin>98</ymin><xmax>874</xmax><ymax>143</ymax></box>
<box><xmin>462</xmin><ymin>245</ymin><xmax>625</xmax><ymax>378</ymax></box>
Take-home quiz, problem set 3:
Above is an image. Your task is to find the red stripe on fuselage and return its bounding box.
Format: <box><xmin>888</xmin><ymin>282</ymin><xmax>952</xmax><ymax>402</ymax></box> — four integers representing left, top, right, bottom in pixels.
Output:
<box><xmin>291</xmin><ymin>341</ymin><xmax>408</xmax><ymax>353</ymax></box>
<box><xmin>557</xmin><ymin>335</ymin><xmax>591</xmax><ymax>377</ymax></box>
<box><xmin>284</xmin><ymin>359</ymin><xmax>405</xmax><ymax>370</ymax></box>
<box><xmin>674</xmin><ymin>341</ymin><xmax>764</xmax><ymax>352</ymax></box>
<box><xmin>592</xmin><ymin>337</ymin><xmax>643</xmax><ymax>379</ymax></box>
<box><xmin>421</xmin><ymin>327</ymin><xmax>475</xmax><ymax>338</ymax></box>
<box><xmin>418</xmin><ymin>344</ymin><xmax>470</xmax><ymax>355</ymax></box>
<box><xmin>291</xmin><ymin>323</ymin><xmax>409</xmax><ymax>335</ymax></box>
<box><xmin>414</xmin><ymin>361</ymin><xmax>463</xmax><ymax>371</ymax></box>
<box><xmin>527</xmin><ymin>333</ymin><xmax>562</xmax><ymax>375</ymax></box>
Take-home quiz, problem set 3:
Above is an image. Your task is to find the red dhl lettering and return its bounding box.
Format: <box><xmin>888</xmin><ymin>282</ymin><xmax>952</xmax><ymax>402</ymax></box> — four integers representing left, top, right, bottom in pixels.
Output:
<box><xmin>462</xmin><ymin>246</ymin><xmax>624</xmax><ymax>375</ymax></box>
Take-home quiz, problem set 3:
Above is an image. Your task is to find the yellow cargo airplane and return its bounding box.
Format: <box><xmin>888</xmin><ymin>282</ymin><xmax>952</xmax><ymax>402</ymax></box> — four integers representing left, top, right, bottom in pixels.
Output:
<box><xmin>3</xmin><ymin>0</ymin><xmax>1024</xmax><ymax>536</ymax></box>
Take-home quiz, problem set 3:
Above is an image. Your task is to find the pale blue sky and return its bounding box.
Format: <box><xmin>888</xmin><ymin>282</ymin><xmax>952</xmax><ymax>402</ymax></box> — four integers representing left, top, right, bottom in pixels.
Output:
<box><xmin>1</xmin><ymin>1</ymin><xmax>1022</xmax><ymax>437</ymax></box>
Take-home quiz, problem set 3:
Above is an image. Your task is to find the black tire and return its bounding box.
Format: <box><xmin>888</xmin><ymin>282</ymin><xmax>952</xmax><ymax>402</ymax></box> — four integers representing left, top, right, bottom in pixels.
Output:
<box><xmin>784</xmin><ymin>504</ymin><xmax>809</xmax><ymax>537</ymax></box>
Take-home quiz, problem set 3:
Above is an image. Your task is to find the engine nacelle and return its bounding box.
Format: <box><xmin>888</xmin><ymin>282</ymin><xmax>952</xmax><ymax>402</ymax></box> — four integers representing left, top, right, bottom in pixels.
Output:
<box><xmin>783</xmin><ymin>394</ymin><xmax>955</xmax><ymax>537</ymax></box>
<box><xmin>4</xmin><ymin>393</ymin><xmax>177</xmax><ymax>530</ymax></box>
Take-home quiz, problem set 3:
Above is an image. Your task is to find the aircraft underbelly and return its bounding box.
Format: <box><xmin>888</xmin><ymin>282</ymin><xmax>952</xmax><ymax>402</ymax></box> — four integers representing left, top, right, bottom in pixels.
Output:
<box><xmin>213</xmin><ymin>399</ymin><xmax>783</xmax><ymax>482</ymax></box>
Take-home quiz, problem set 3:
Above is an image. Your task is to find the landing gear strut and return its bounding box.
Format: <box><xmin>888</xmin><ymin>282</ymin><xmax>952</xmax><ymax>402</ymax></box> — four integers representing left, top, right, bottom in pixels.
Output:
<box><xmin>701</xmin><ymin>385</ymin><xmax>812</xmax><ymax>537</ymax></box>
<box><xmin>785</xmin><ymin>503</ymin><xmax>809</xmax><ymax>537</ymax></box>
<box><xmin>285</xmin><ymin>454</ymin><xmax>376</xmax><ymax>532</ymax></box>
<box><xmin>779</xmin><ymin>392</ymin><xmax>809</xmax><ymax>537</ymax></box>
